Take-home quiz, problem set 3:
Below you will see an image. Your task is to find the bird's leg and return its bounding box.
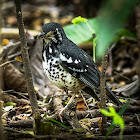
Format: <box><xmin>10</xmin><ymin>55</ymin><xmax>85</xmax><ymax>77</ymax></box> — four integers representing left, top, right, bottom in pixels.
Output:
<box><xmin>59</xmin><ymin>93</ymin><xmax>76</xmax><ymax>122</ymax></box>
<box><xmin>64</xmin><ymin>87</ymin><xmax>69</xmax><ymax>94</ymax></box>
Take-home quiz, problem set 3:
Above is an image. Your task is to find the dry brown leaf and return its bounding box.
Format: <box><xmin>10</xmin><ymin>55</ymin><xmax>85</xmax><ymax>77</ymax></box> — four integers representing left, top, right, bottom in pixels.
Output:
<box><xmin>79</xmin><ymin>117</ymin><xmax>102</xmax><ymax>132</ymax></box>
<box><xmin>81</xmin><ymin>124</ymin><xmax>90</xmax><ymax>131</ymax></box>
<box><xmin>98</xmin><ymin>117</ymin><xmax>102</xmax><ymax>131</ymax></box>
<box><xmin>86</xmin><ymin>132</ymin><xmax>94</xmax><ymax>137</ymax></box>
<box><xmin>4</xmin><ymin>61</ymin><xmax>27</xmax><ymax>92</ymax></box>
<box><xmin>76</xmin><ymin>96</ymin><xmax>85</xmax><ymax>111</ymax></box>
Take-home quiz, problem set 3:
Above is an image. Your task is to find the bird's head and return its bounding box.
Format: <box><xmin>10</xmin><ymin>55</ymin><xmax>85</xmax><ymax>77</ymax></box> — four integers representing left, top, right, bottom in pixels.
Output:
<box><xmin>38</xmin><ymin>22</ymin><xmax>66</xmax><ymax>45</ymax></box>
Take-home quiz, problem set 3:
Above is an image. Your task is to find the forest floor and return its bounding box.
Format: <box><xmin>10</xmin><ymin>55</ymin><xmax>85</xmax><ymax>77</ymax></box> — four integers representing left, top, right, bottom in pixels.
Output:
<box><xmin>0</xmin><ymin>0</ymin><xmax>140</xmax><ymax>139</ymax></box>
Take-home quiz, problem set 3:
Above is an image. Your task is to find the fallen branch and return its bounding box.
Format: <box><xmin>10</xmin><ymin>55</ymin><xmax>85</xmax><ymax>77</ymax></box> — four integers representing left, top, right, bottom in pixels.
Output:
<box><xmin>1</xmin><ymin>28</ymin><xmax>40</xmax><ymax>39</ymax></box>
<box><xmin>106</xmin><ymin>68</ymin><xmax>137</xmax><ymax>82</ymax></box>
<box><xmin>1</xmin><ymin>92</ymin><xmax>30</xmax><ymax>105</ymax></box>
<box><xmin>0</xmin><ymin>38</ymin><xmax>35</xmax><ymax>59</ymax></box>
<box><xmin>110</xmin><ymin>126</ymin><xmax>140</xmax><ymax>136</ymax></box>
<box><xmin>7</xmin><ymin>104</ymin><xmax>140</xmax><ymax>129</ymax></box>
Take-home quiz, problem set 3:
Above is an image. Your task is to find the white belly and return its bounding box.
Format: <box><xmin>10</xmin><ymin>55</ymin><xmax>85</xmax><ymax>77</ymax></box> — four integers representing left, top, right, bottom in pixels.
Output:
<box><xmin>42</xmin><ymin>57</ymin><xmax>85</xmax><ymax>92</ymax></box>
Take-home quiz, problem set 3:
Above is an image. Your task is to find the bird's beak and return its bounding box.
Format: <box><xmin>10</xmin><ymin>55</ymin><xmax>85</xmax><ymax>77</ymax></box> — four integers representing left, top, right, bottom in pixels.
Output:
<box><xmin>37</xmin><ymin>32</ymin><xmax>45</xmax><ymax>39</ymax></box>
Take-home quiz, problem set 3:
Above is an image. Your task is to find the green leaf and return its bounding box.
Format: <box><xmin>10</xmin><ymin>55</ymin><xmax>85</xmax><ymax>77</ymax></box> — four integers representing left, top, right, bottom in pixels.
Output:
<box><xmin>96</xmin><ymin>0</ymin><xmax>137</xmax><ymax>58</ymax></box>
<box><xmin>106</xmin><ymin>100</ymin><xmax>131</xmax><ymax>137</ymax></box>
<box><xmin>100</xmin><ymin>109</ymin><xmax>113</xmax><ymax>117</ymax></box>
<box><xmin>64</xmin><ymin>18</ymin><xmax>97</xmax><ymax>45</ymax></box>
<box><xmin>23</xmin><ymin>131</ymin><xmax>34</xmax><ymax>135</ymax></box>
<box><xmin>118</xmin><ymin>99</ymin><xmax>131</xmax><ymax>116</ymax></box>
<box><xmin>47</xmin><ymin>118</ymin><xmax>70</xmax><ymax>131</ymax></box>
<box><xmin>64</xmin><ymin>19</ymin><xmax>136</xmax><ymax>58</ymax></box>
<box><xmin>106</xmin><ymin>124</ymin><xmax>116</xmax><ymax>138</ymax></box>
<box><xmin>119</xmin><ymin>29</ymin><xmax>137</xmax><ymax>39</ymax></box>
<box><xmin>101</xmin><ymin>106</ymin><xmax>125</xmax><ymax>137</ymax></box>
<box><xmin>4</xmin><ymin>102</ymin><xmax>16</xmax><ymax>107</ymax></box>
<box><xmin>109</xmin><ymin>107</ymin><xmax>116</xmax><ymax>116</ymax></box>
<box><xmin>113</xmin><ymin>115</ymin><xmax>125</xmax><ymax>129</ymax></box>
<box><xmin>72</xmin><ymin>16</ymin><xmax>88</xmax><ymax>24</ymax></box>
<box><xmin>64</xmin><ymin>0</ymin><xmax>136</xmax><ymax>59</ymax></box>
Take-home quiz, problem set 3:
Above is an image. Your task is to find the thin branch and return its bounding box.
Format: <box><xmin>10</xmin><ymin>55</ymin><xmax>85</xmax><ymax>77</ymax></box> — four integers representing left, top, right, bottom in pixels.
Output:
<box><xmin>100</xmin><ymin>52</ymin><xmax>108</xmax><ymax>135</ymax></box>
<box><xmin>0</xmin><ymin>59</ymin><xmax>16</xmax><ymax>68</ymax></box>
<box><xmin>15</xmin><ymin>0</ymin><xmax>39</xmax><ymax>116</ymax></box>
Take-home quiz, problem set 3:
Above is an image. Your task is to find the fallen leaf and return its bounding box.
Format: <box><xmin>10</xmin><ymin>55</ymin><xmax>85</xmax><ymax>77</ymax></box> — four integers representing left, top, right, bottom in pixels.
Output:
<box><xmin>2</xmin><ymin>39</ymin><xmax>10</xmax><ymax>46</ymax></box>
<box><xmin>15</xmin><ymin>56</ymin><xmax>23</xmax><ymax>62</ymax></box>
<box><xmin>98</xmin><ymin>117</ymin><xmax>102</xmax><ymax>131</ymax></box>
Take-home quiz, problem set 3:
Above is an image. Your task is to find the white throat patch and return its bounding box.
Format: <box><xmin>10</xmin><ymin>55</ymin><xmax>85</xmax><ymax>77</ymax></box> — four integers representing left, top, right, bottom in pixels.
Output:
<box><xmin>56</xmin><ymin>28</ymin><xmax>62</xmax><ymax>42</ymax></box>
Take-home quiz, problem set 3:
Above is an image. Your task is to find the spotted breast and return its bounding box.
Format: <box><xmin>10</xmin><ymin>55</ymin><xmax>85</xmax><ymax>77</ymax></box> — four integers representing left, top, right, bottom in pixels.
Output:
<box><xmin>42</xmin><ymin>44</ymin><xmax>86</xmax><ymax>92</ymax></box>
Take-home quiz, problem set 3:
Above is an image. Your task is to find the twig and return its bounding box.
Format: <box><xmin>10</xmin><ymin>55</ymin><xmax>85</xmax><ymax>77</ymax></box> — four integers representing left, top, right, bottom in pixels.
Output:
<box><xmin>15</xmin><ymin>0</ymin><xmax>41</xmax><ymax>134</ymax></box>
<box><xmin>114</xmin><ymin>71</ymin><xmax>131</xmax><ymax>81</ymax></box>
<box><xmin>107</xmin><ymin>43</ymin><xmax>116</xmax><ymax>75</ymax></box>
<box><xmin>0</xmin><ymin>38</ymin><xmax>34</xmax><ymax>59</ymax></box>
<box><xmin>1</xmin><ymin>92</ymin><xmax>30</xmax><ymax>106</ymax></box>
<box><xmin>0</xmin><ymin>59</ymin><xmax>16</xmax><ymax>68</ymax></box>
<box><xmin>80</xmin><ymin>93</ymin><xmax>93</xmax><ymax>118</ymax></box>
<box><xmin>15</xmin><ymin>0</ymin><xmax>39</xmax><ymax>116</ymax></box>
<box><xmin>100</xmin><ymin>52</ymin><xmax>108</xmax><ymax>135</ymax></box>
<box><xmin>1</xmin><ymin>27</ymin><xmax>40</xmax><ymax>38</ymax></box>
<box><xmin>106</xmin><ymin>68</ymin><xmax>136</xmax><ymax>82</ymax></box>
<box><xmin>0</xmin><ymin>42</ymin><xmax>20</xmax><ymax>58</ymax></box>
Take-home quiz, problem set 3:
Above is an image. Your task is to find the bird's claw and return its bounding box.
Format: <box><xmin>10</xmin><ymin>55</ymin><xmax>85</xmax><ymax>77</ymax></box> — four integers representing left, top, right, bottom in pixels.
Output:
<box><xmin>59</xmin><ymin>108</ymin><xmax>65</xmax><ymax>123</ymax></box>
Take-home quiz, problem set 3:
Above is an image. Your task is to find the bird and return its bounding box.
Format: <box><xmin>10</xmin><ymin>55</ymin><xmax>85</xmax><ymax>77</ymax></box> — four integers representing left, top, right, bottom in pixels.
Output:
<box><xmin>38</xmin><ymin>22</ymin><xmax>122</xmax><ymax>114</ymax></box>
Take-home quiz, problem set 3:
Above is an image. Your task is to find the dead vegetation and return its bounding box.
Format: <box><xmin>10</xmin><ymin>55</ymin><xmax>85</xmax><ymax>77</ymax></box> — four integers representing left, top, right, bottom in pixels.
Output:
<box><xmin>0</xmin><ymin>0</ymin><xmax>140</xmax><ymax>139</ymax></box>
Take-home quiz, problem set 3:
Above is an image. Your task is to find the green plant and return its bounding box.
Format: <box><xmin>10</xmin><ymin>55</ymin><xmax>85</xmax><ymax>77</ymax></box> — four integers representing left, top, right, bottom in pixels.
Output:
<box><xmin>100</xmin><ymin>99</ymin><xmax>131</xmax><ymax>140</ymax></box>
<box><xmin>105</xmin><ymin>99</ymin><xmax>131</xmax><ymax>137</ymax></box>
<box><xmin>101</xmin><ymin>107</ymin><xmax>125</xmax><ymax>140</ymax></box>
<box><xmin>71</xmin><ymin>16</ymin><xmax>96</xmax><ymax>62</ymax></box>
<box><xmin>64</xmin><ymin>0</ymin><xmax>137</xmax><ymax>59</ymax></box>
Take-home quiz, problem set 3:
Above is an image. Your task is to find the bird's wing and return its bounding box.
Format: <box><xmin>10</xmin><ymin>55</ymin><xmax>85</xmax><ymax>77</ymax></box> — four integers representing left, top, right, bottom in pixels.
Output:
<box><xmin>59</xmin><ymin>39</ymin><xmax>100</xmax><ymax>91</ymax></box>
<box><xmin>59</xmin><ymin>39</ymin><xmax>122</xmax><ymax>106</ymax></box>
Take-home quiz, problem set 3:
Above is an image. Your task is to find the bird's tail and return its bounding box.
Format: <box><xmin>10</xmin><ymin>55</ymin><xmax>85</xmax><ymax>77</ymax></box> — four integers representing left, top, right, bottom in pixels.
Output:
<box><xmin>105</xmin><ymin>84</ymin><xmax>122</xmax><ymax>106</ymax></box>
<box><xmin>83</xmin><ymin>85</ymin><xmax>122</xmax><ymax>106</ymax></box>
<box><xmin>82</xmin><ymin>86</ymin><xmax>100</xmax><ymax>101</ymax></box>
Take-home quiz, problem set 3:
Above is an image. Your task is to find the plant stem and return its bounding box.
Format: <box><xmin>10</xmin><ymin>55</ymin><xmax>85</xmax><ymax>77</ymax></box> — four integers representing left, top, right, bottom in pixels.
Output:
<box><xmin>15</xmin><ymin>0</ymin><xmax>39</xmax><ymax>116</ymax></box>
<box><xmin>93</xmin><ymin>38</ymin><xmax>96</xmax><ymax>62</ymax></box>
<box><xmin>100</xmin><ymin>52</ymin><xmax>108</xmax><ymax>135</ymax></box>
<box><xmin>85</xmin><ymin>21</ymin><xmax>96</xmax><ymax>62</ymax></box>
<box><xmin>15</xmin><ymin>0</ymin><xmax>41</xmax><ymax>134</ymax></box>
<box><xmin>85</xmin><ymin>22</ymin><xmax>94</xmax><ymax>33</ymax></box>
<box><xmin>0</xmin><ymin>60</ymin><xmax>16</xmax><ymax>68</ymax></box>
<box><xmin>120</xmin><ymin>129</ymin><xmax>124</xmax><ymax>140</ymax></box>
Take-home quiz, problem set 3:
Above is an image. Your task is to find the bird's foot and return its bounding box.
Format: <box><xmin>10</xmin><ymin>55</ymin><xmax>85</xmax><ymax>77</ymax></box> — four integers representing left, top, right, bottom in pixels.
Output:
<box><xmin>59</xmin><ymin>93</ymin><xmax>76</xmax><ymax>123</ymax></box>
<box><xmin>59</xmin><ymin>107</ymin><xmax>66</xmax><ymax>123</ymax></box>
